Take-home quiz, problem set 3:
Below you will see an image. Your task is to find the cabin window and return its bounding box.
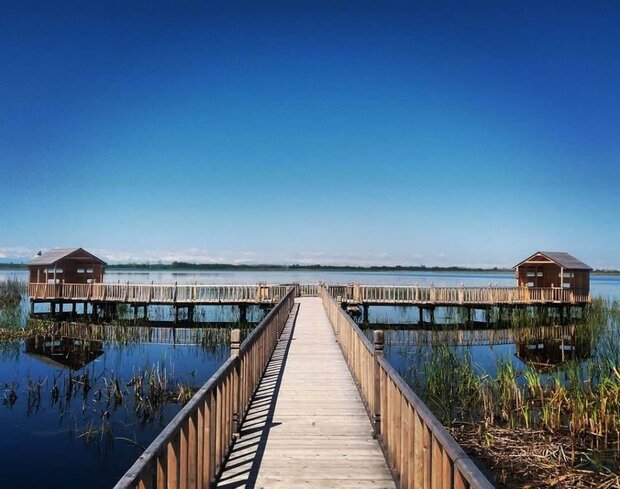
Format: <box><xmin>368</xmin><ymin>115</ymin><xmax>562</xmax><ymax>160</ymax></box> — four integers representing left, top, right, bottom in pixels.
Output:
<box><xmin>46</xmin><ymin>279</ymin><xmax>60</xmax><ymax>284</ymax></box>
<box><xmin>560</xmin><ymin>272</ymin><xmax>574</xmax><ymax>278</ymax></box>
<box><xmin>45</xmin><ymin>268</ymin><xmax>63</xmax><ymax>274</ymax></box>
<box><xmin>527</xmin><ymin>272</ymin><xmax>536</xmax><ymax>277</ymax></box>
<box><xmin>527</xmin><ymin>282</ymin><xmax>534</xmax><ymax>287</ymax></box>
<box><xmin>563</xmin><ymin>283</ymin><xmax>571</xmax><ymax>288</ymax></box>
<box><xmin>77</xmin><ymin>268</ymin><xmax>85</xmax><ymax>273</ymax></box>
<box><xmin>537</xmin><ymin>271</ymin><xmax>543</xmax><ymax>277</ymax></box>
<box><xmin>86</xmin><ymin>268</ymin><xmax>94</xmax><ymax>274</ymax></box>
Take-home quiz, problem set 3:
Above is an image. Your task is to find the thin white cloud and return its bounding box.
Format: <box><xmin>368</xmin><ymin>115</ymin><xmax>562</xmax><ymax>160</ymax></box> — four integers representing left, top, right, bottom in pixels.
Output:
<box><xmin>0</xmin><ymin>246</ymin><xmax>38</xmax><ymax>260</ymax></box>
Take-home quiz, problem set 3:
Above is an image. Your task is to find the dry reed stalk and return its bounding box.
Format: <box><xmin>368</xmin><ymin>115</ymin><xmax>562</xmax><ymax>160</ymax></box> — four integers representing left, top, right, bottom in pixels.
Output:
<box><xmin>451</xmin><ymin>422</ymin><xmax>620</xmax><ymax>488</ymax></box>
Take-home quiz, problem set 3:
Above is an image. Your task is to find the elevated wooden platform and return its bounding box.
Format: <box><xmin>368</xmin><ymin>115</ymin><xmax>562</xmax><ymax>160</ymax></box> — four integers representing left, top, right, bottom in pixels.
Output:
<box><xmin>28</xmin><ymin>283</ymin><xmax>288</xmax><ymax>306</ymax></box>
<box><xmin>113</xmin><ymin>287</ymin><xmax>493</xmax><ymax>489</ymax></box>
<box><xmin>29</xmin><ymin>282</ymin><xmax>590</xmax><ymax>307</ymax></box>
<box><xmin>217</xmin><ymin>297</ymin><xmax>395</xmax><ymax>488</ymax></box>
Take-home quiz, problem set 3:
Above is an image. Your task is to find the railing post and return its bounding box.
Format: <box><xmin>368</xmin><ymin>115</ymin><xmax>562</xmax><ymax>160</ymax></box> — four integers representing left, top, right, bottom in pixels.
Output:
<box><xmin>373</xmin><ymin>330</ymin><xmax>384</xmax><ymax>438</ymax></box>
<box><xmin>230</xmin><ymin>328</ymin><xmax>241</xmax><ymax>436</ymax></box>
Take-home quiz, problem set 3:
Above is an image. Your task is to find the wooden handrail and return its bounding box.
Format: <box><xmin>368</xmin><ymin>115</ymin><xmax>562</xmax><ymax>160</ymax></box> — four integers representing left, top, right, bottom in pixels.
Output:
<box><xmin>27</xmin><ymin>283</ymin><xmax>293</xmax><ymax>304</ymax></box>
<box><xmin>319</xmin><ymin>285</ymin><xmax>494</xmax><ymax>489</ymax></box>
<box><xmin>27</xmin><ymin>283</ymin><xmax>591</xmax><ymax>305</ymax></box>
<box><xmin>113</xmin><ymin>287</ymin><xmax>295</xmax><ymax>489</ymax></box>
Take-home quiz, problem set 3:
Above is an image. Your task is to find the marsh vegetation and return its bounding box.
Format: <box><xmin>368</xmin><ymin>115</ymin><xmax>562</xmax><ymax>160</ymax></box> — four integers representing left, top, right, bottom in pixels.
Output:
<box><xmin>393</xmin><ymin>299</ymin><xmax>620</xmax><ymax>487</ymax></box>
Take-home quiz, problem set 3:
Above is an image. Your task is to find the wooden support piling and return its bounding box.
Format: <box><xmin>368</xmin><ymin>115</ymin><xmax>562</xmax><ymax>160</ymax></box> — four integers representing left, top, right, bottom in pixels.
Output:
<box><xmin>238</xmin><ymin>305</ymin><xmax>247</xmax><ymax>324</ymax></box>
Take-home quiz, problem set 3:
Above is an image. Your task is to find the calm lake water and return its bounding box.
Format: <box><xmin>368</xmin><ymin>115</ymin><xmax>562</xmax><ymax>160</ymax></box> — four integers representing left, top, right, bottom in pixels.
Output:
<box><xmin>0</xmin><ymin>269</ymin><xmax>618</xmax><ymax>488</ymax></box>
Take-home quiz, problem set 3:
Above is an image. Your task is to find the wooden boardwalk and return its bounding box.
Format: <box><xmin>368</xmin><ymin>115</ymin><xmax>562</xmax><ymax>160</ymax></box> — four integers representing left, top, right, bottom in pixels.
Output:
<box><xmin>216</xmin><ymin>297</ymin><xmax>395</xmax><ymax>488</ymax></box>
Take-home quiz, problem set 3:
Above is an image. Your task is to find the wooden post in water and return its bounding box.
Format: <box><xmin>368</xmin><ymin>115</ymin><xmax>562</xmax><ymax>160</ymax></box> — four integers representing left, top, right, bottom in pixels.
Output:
<box><xmin>238</xmin><ymin>305</ymin><xmax>247</xmax><ymax>324</ymax></box>
<box><xmin>373</xmin><ymin>330</ymin><xmax>384</xmax><ymax>438</ymax></box>
<box><xmin>230</xmin><ymin>329</ymin><xmax>241</xmax><ymax>436</ymax></box>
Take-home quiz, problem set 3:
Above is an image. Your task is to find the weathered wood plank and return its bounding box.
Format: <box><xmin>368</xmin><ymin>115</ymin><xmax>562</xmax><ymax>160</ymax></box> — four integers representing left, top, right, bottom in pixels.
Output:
<box><xmin>216</xmin><ymin>297</ymin><xmax>395</xmax><ymax>488</ymax></box>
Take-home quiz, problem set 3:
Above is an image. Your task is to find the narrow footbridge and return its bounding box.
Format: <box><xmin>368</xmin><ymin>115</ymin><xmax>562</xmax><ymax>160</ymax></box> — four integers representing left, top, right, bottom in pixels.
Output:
<box><xmin>29</xmin><ymin>282</ymin><xmax>589</xmax><ymax>307</ymax></box>
<box><xmin>115</xmin><ymin>287</ymin><xmax>493</xmax><ymax>489</ymax></box>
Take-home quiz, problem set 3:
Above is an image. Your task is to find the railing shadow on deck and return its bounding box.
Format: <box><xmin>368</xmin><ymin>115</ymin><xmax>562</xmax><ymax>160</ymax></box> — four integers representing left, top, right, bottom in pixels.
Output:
<box><xmin>319</xmin><ymin>284</ymin><xmax>495</xmax><ymax>489</ymax></box>
<box><xmin>215</xmin><ymin>304</ymin><xmax>298</xmax><ymax>488</ymax></box>
<box><xmin>113</xmin><ymin>288</ymin><xmax>296</xmax><ymax>489</ymax></box>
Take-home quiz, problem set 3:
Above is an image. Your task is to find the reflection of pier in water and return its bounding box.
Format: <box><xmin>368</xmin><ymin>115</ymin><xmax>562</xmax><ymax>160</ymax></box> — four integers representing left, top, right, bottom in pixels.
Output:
<box><xmin>377</xmin><ymin>323</ymin><xmax>587</xmax><ymax>348</ymax></box>
<box><xmin>24</xmin><ymin>334</ymin><xmax>104</xmax><ymax>370</ymax></box>
<box><xmin>515</xmin><ymin>327</ymin><xmax>592</xmax><ymax>369</ymax></box>
<box><xmin>55</xmin><ymin>321</ymin><xmax>238</xmax><ymax>346</ymax></box>
<box><xmin>380</xmin><ymin>323</ymin><xmax>593</xmax><ymax>370</ymax></box>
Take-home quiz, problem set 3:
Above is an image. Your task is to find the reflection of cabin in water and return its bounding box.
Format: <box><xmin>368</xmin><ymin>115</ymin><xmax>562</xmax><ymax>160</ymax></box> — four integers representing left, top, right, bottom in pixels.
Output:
<box><xmin>513</xmin><ymin>251</ymin><xmax>591</xmax><ymax>296</ymax></box>
<box><xmin>24</xmin><ymin>335</ymin><xmax>104</xmax><ymax>370</ymax></box>
<box><xmin>28</xmin><ymin>248</ymin><xmax>106</xmax><ymax>285</ymax></box>
<box><xmin>515</xmin><ymin>325</ymin><xmax>592</xmax><ymax>370</ymax></box>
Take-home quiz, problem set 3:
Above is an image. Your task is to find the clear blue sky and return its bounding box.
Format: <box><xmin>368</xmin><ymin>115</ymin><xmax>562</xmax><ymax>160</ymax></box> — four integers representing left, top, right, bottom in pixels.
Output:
<box><xmin>0</xmin><ymin>1</ymin><xmax>618</xmax><ymax>268</ymax></box>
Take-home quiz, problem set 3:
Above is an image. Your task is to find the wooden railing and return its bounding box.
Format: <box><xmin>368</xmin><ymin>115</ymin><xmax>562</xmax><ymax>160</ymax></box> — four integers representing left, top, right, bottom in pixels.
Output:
<box><xmin>113</xmin><ymin>287</ymin><xmax>295</xmax><ymax>489</ymax></box>
<box><xmin>319</xmin><ymin>285</ymin><xmax>494</xmax><ymax>489</ymax></box>
<box><xmin>347</xmin><ymin>284</ymin><xmax>590</xmax><ymax>305</ymax></box>
<box><xmin>57</xmin><ymin>322</ymin><xmax>230</xmax><ymax>346</ymax></box>
<box><xmin>298</xmin><ymin>283</ymin><xmax>318</xmax><ymax>296</ymax></box>
<box><xmin>28</xmin><ymin>283</ymin><xmax>288</xmax><ymax>304</ymax></box>
<box><xmin>28</xmin><ymin>282</ymin><xmax>591</xmax><ymax>306</ymax></box>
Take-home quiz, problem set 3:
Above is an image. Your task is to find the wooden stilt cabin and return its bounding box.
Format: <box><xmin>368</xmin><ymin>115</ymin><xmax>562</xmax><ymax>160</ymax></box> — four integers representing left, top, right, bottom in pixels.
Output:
<box><xmin>513</xmin><ymin>251</ymin><xmax>591</xmax><ymax>296</ymax></box>
<box><xmin>28</xmin><ymin>248</ymin><xmax>106</xmax><ymax>285</ymax></box>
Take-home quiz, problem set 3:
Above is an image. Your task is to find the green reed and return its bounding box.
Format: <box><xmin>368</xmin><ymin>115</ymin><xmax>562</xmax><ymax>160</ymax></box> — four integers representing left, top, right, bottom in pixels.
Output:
<box><xmin>0</xmin><ymin>278</ymin><xmax>25</xmax><ymax>308</ymax></box>
<box><xmin>407</xmin><ymin>298</ymin><xmax>620</xmax><ymax>454</ymax></box>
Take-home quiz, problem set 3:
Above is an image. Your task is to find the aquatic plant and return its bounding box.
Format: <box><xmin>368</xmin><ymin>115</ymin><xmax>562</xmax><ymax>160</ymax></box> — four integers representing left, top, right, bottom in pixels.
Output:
<box><xmin>406</xmin><ymin>297</ymin><xmax>620</xmax><ymax>466</ymax></box>
<box><xmin>0</xmin><ymin>278</ymin><xmax>25</xmax><ymax>308</ymax></box>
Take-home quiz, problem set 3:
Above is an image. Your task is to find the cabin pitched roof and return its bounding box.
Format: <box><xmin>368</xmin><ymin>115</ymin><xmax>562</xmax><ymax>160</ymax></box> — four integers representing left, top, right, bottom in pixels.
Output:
<box><xmin>514</xmin><ymin>251</ymin><xmax>592</xmax><ymax>271</ymax></box>
<box><xmin>27</xmin><ymin>248</ymin><xmax>107</xmax><ymax>266</ymax></box>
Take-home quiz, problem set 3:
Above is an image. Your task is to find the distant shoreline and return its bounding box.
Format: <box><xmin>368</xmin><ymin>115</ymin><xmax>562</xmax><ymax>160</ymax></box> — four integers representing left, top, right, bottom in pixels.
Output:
<box><xmin>0</xmin><ymin>262</ymin><xmax>618</xmax><ymax>275</ymax></box>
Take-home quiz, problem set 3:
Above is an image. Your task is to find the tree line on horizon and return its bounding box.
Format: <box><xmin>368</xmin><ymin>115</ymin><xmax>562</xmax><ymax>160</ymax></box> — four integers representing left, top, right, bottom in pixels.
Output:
<box><xmin>0</xmin><ymin>261</ymin><xmax>618</xmax><ymax>274</ymax></box>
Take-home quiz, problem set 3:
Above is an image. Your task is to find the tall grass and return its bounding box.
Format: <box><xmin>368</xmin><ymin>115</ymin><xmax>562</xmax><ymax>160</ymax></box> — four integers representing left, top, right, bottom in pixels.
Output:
<box><xmin>408</xmin><ymin>299</ymin><xmax>620</xmax><ymax>455</ymax></box>
<box><xmin>0</xmin><ymin>277</ymin><xmax>25</xmax><ymax>308</ymax></box>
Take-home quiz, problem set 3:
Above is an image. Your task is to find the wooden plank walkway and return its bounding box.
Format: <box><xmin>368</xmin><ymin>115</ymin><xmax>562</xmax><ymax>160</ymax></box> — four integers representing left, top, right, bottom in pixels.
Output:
<box><xmin>216</xmin><ymin>297</ymin><xmax>395</xmax><ymax>488</ymax></box>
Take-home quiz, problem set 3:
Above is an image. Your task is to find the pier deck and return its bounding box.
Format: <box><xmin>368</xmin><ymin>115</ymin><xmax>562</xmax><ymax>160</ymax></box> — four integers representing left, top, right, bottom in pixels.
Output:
<box><xmin>114</xmin><ymin>287</ymin><xmax>493</xmax><ymax>489</ymax></box>
<box><xmin>217</xmin><ymin>297</ymin><xmax>394</xmax><ymax>488</ymax></box>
